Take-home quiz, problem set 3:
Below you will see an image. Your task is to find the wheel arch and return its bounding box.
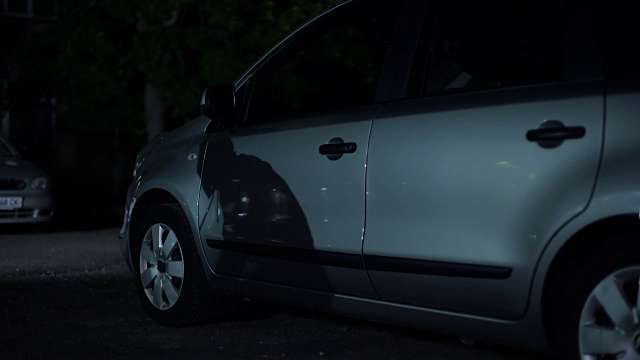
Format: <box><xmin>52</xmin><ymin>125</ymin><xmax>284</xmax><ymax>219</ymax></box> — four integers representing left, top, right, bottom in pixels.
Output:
<box><xmin>128</xmin><ymin>187</ymin><xmax>224</xmax><ymax>287</ymax></box>
<box><xmin>129</xmin><ymin>189</ymin><xmax>181</xmax><ymax>241</ymax></box>
<box><xmin>540</xmin><ymin>214</ymin><xmax>640</xmax><ymax>345</ymax></box>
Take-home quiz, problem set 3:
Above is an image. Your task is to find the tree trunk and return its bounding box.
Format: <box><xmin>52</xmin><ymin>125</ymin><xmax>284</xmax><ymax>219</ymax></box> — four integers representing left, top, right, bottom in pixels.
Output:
<box><xmin>137</xmin><ymin>8</ymin><xmax>177</xmax><ymax>142</ymax></box>
<box><xmin>144</xmin><ymin>82</ymin><xmax>164</xmax><ymax>142</ymax></box>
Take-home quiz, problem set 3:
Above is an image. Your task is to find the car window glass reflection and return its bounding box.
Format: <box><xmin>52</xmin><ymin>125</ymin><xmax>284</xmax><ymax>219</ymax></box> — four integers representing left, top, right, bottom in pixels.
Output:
<box><xmin>247</xmin><ymin>1</ymin><xmax>402</xmax><ymax>123</ymax></box>
<box><xmin>417</xmin><ymin>0</ymin><xmax>567</xmax><ymax>96</ymax></box>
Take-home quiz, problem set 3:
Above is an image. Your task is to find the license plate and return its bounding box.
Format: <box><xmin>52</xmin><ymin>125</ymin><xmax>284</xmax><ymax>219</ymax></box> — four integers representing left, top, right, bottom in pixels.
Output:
<box><xmin>0</xmin><ymin>197</ymin><xmax>23</xmax><ymax>210</ymax></box>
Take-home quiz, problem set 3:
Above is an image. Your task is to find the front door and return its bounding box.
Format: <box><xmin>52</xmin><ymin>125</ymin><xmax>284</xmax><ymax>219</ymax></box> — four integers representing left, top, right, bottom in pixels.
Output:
<box><xmin>198</xmin><ymin>0</ymin><xmax>405</xmax><ymax>298</ymax></box>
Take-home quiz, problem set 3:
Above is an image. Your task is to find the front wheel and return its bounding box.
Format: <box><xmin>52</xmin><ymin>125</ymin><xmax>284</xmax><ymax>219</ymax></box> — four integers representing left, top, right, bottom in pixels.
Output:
<box><xmin>132</xmin><ymin>203</ymin><xmax>230</xmax><ymax>326</ymax></box>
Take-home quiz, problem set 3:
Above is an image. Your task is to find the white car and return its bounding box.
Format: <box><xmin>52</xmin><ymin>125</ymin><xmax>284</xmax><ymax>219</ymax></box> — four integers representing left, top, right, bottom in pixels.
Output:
<box><xmin>120</xmin><ymin>0</ymin><xmax>640</xmax><ymax>358</ymax></box>
<box><xmin>0</xmin><ymin>135</ymin><xmax>54</xmax><ymax>225</ymax></box>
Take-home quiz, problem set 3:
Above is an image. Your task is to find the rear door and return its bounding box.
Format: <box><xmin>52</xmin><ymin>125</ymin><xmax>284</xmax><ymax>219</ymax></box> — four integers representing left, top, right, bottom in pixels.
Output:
<box><xmin>363</xmin><ymin>0</ymin><xmax>604</xmax><ymax>319</ymax></box>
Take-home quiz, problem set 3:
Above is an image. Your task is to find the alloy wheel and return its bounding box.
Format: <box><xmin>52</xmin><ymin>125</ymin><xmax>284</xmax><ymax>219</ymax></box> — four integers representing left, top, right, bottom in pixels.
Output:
<box><xmin>579</xmin><ymin>266</ymin><xmax>640</xmax><ymax>360</ymax></box>
<box><xmin>138</xmin><ymin>223</ymin><xmax>185</xmax><ymax>310</ymax></box>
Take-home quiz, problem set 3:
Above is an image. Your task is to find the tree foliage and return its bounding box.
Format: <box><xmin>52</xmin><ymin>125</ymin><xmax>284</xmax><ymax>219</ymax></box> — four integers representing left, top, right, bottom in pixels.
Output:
<box><xmin>10</xmin><ymin>0</ymin><xmax>340</xmax><ymax>139</ymax></box>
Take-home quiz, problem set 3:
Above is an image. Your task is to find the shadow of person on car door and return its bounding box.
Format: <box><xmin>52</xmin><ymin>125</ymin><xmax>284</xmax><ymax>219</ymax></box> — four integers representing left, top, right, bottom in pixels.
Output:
<box><xmin>197</xmin><ymin>131</ymin><xmax>332</xmax><ymax>312</ymax></box>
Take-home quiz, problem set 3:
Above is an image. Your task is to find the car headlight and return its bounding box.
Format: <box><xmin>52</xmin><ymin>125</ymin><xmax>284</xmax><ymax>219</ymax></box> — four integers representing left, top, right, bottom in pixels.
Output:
<box><xmin>30</xmin><ymin>176</ymin><xmax>50</xmax><ymax>190</ymax></box>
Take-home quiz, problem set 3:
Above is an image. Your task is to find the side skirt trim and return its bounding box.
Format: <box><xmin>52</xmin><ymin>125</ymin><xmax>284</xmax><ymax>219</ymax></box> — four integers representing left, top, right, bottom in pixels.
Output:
<box><xmin>364</xmin><ymin>255</ymin><xmax>512</xmax><ymax>279</ymax></box>
<box><xmin>206</xmin><ymin>239</ymin><xmax>364</xmax><ymax>269</ymax></box>
<box><xmin>206</xmin><ymin>239</ymin><xmax>512</xmax><ymax>279</ymax></box>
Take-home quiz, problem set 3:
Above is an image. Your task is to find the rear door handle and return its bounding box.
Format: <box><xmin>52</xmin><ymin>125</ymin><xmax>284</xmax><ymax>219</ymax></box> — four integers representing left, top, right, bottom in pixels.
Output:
<box><xmin>526</xmin><ymin>120</ymin><xmax>585</xmax><ymax>149</ymax></box>
<box><xmin>319</xmin><ymin>138</ymin><xmax>357</xmax><ymax>160</ymax></box>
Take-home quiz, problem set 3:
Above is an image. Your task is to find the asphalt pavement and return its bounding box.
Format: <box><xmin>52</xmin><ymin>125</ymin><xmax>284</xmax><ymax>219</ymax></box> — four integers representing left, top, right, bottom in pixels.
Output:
<box><xmin>0</xmin><ymin>227</ymin><xmax>554</xmax><ymax>359</ymax></box>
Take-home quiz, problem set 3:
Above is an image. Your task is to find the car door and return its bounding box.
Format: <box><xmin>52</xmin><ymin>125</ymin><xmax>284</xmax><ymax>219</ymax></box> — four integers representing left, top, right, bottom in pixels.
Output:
<box><xmin>197</xmin><ymin>0</ymin><xmax>405</xmax><ymax>299</ymax></box>
<box><xmin>363</xmin><ymin>0</ymin><xmax>604</xmax><ymax>319</ymax></box>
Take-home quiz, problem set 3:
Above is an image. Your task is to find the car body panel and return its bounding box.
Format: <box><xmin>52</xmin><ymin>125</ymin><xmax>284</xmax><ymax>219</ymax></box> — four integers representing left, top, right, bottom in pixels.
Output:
<box><xmin>589</xmin><ymin>80</ymin><xmax>640</xmax><ymax>209</ymax></box>
<box><xmin>532</xmin><ymin>79</ymin><xmax>640</xmax><ymax>299</ymax></box>
<box><xmin>119</xmin><ymin>116</ymin><xmax>210</xmax><ymax>272</ymax></box>
<box><xmin>364</xmin><ymin>81</ymin><xmax>604</xmax><ymax>319</ymax></box>
<box><xmin>197</xmin><ymin>107</ymin><xmax>379</xmax><ymax>298</ymax></box>
<box><xmin>220</xmin><ymin>274</ymin><xmax>549</xmax><ymax>351</ymax></box>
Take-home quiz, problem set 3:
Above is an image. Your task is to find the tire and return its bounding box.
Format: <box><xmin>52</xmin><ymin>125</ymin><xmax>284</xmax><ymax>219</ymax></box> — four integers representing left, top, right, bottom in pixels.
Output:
<box><xmin>552</xmin><ymin>233</ymin><xmax>640</xmax><ymax>359</ymax></box>
<box><xmin>132</xmin><ymin>202</ymin><xmax>230</xmax><ymax>326</ymax></box>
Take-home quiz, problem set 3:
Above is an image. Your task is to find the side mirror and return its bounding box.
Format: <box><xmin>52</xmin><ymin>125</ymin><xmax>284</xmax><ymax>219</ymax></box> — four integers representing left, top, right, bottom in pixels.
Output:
<box><xmin>200</xmin><ymin>83</ymin><xmax>236</xmax><ymax>127</ymax></box>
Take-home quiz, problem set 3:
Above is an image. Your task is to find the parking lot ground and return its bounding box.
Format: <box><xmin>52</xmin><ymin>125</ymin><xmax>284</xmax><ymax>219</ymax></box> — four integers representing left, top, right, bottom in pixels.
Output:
<box><xmin>0</xmin><ymin>228</ymin><xmax>554</xmax><ymax>359</ymax></box>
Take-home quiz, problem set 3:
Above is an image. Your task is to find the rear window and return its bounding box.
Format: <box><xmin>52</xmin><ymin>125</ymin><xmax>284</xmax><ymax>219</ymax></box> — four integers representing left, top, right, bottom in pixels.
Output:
<box><xmin>601</xmin><ymin>0</ymin><xmax>640</xmax><ymax>77</ymax></box>
<box><xmin>412</xmin><ymin>0</ymin><xmax>568</xmax><ymax>96</ymax></box>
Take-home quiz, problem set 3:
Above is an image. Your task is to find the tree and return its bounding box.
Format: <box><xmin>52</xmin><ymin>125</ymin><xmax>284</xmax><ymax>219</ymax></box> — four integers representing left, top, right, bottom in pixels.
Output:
<box><xmin>10</xmin><ymin>0</ymin><xmax>340</xmax><ymax>142</ymax></box>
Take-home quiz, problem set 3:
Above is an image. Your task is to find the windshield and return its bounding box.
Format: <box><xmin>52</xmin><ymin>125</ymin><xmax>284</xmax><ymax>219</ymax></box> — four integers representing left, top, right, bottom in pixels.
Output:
<box><xmin>0</xmin><ymin>136</ymin><xmax>19</xmax><ymax>158</ymax></box>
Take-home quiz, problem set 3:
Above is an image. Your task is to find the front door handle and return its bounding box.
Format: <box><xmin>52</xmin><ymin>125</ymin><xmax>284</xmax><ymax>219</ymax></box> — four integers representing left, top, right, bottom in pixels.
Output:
<box><xmin>319</xmin><ymin>138</ymin><xmax>357</xmax><ymax>160</ymax></box>
<box><xmin>526</xmin><ymin>120</ymin><xmax>585</xmax><ymax>149</ymax></box>
<box><xmin>319</xmin><ymin>143</ymin><xmax>357</xmax><ymax>155</ymax></box>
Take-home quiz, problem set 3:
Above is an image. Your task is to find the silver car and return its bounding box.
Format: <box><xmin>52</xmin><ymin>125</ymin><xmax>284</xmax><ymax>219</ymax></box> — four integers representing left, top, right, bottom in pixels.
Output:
<box><xmin>0</xmin><ymin>135</ymin><xmax>54</xmax><ymax>225</ymax></box>
<box><xmin>119</xmin><ymin>0</ymin><xmax>640</xmax><ymax>358</ymax></box>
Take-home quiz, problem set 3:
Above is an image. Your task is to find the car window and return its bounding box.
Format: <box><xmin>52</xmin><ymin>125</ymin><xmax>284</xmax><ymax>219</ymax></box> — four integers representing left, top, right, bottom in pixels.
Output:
<box><xmin>601</xmin><ymin>0</ymin><xmax>640</xmax><ymax>77</ymax></box>
<box><xmin>413</xmin><ymin>0</ymin><xmax>568</xmax><ymax>96</ymax></box>
<box><xmin>244</xmin><ymin>0</ymin><xmax>404</xmax><ymax>124</ymax></box>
